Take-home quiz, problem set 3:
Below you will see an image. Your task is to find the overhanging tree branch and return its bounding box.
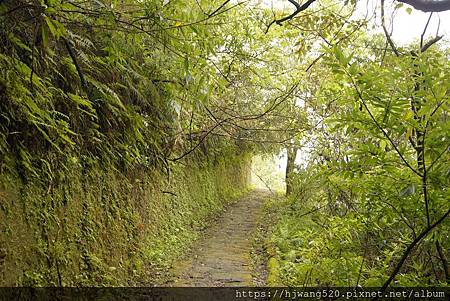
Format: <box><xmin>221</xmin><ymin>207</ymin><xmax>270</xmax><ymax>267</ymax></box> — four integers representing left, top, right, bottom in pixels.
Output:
<box><xmin>169</xmin><ymin>83</ymin><xmax>299</xmax><ymax>162</ymax></box>
<box><xmin>420</xmin><ymin>12</ymin><xmax>433</xmax><ymax>50</ymax></box>
<box><xmin>264</xmin><ymin>0</ymin><xmax>450</xmax><ymax>34</ymax></box>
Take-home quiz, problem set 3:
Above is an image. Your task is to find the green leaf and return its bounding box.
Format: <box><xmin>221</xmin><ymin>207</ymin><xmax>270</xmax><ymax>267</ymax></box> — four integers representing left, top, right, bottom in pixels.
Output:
<box><xmin>332</xmin><ymin>45</ymin><xmax>346</xmax><ymax>66</ymax></box>
<box><xmin>349</xmin><ymin>63</ymin><xmax>358</xmax><ymax>75</ymax></box>
<box><xmin>44</xmin><ymin>16</ymin><xmax>57</xmax><ymax>37</ymax></box>
<box><xmin>41</xmin><ymin>24</ymin><xmax>49</xmax><ymax>48</ymax></box>
<box><xmin>67</xmin><ymin>93</ymin><xmax>93</xmax><ymax>110</ymax></box>
<box><xmin>405</xmin><ymin>127</ymin><xmax>413</xmax><ymax>141</ymax></box>
<box><xmin>404</xmin><ymin>110</ymin><xmax>414</xmax><ymax>120</ymax></box>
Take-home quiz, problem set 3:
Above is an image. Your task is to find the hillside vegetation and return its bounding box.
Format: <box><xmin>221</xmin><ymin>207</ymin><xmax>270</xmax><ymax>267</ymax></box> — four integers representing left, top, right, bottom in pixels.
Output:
<box><xmin>1</xmin><ymin>0</ymin><xmax>449</xmax><ymax>288</ymax></box>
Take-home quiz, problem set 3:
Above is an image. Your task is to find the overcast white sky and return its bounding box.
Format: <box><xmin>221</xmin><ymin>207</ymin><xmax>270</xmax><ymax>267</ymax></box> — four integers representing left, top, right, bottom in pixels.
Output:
<box><xmin>361</xmin><ymin>0</ymin><xmax>450</xmax><ymax>45</ymax></box>
<box><xmin>392</xmin><ymin>10</ymin><xmax>449</xmax><ymax>44</ymax></box>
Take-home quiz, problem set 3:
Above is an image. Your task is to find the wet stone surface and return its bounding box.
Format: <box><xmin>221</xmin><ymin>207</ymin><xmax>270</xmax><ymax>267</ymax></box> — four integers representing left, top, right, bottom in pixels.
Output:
<box><xmin>169</xmin><ymin>189</ymin><xmax>271</xmax><ymax>287</ymax></box>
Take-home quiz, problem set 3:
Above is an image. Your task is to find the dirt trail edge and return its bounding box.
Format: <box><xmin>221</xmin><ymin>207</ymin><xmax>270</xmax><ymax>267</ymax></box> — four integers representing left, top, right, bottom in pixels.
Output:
<box><xmin>169</xmin><ymin>189</ymin><xmax>271</xmax><ymax>287</ymax></box>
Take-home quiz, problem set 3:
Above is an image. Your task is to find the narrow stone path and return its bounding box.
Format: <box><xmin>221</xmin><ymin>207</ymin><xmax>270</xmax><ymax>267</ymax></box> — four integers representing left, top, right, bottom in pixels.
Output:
<box><xmin>170</xmin><ymin>189</ymin><xmax>271</xmax><ymax>287</ymax></box>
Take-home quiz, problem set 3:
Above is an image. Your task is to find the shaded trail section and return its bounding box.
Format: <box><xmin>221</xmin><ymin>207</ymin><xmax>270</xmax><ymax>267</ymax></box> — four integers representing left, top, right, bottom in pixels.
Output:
<box><xmin>170</xmin><ymin>189</ymin><xmax>271</xmax><ymax>286</ymax></box>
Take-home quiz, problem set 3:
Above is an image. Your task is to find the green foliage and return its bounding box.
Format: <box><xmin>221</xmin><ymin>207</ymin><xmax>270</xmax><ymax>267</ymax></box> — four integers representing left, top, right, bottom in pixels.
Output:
<box><xmin>0</xmin><ymin>149</ymin><xmax>250</xmax><ymax>286</ymax></box>
<box><xmin>0</xmin><ymin>0</ymin><xmax>260</xmax><ymax>180</ymax></box>
<box><xmin>0</xmin><ymin>0</ymin><xmax>257</xmax><ymax>286</ymax></box>
<box><xmin>268</xmin><ymin>36</ymin><xmax>449</xmax><ymax>287</ymax></box>
<box><xmin>269</xmin><ymin>162</ymin><xmax>448</xmax><ymax>286</ymax></box>
<box><xmin>1</xmin><ymin>0</ymin><xmax>449</xmax><ymax>289</ymax></box>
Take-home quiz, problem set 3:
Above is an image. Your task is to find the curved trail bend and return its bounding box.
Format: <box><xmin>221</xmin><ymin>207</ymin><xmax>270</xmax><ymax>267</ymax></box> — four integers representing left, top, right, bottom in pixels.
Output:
<box><xmin>170</xmin><ymin>189</ymin><xmax>271</xmax><ymax>287</ymax></box>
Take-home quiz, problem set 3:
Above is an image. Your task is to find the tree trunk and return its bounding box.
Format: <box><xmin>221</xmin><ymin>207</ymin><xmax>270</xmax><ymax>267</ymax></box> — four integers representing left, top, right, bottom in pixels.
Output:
<box><xmin>285</xmin><ymin>147</ymin><xmax>297</xmax><ymax>196</ymax></box>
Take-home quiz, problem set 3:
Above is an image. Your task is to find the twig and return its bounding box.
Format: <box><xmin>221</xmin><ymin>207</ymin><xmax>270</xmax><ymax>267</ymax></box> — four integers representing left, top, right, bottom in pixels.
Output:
<box><xmin>356</xmin><ymin>228</ymin><xmax>369</xmax><ymax>287</ymax></box>
<box><xmin>436</xmin><ymin>15</ymin><xmax>441</xmax><ymax>36</ymax></box>
<box><xmin>162</xmin><ymin>190</ymin><xmax>177</xmax><ymax>197</ymax></box>
<box><xmin>305</xmin><ymin>19</ymin><xmax>365</xmax><ymax>72</ymax></box>
<box><xmin>421</xmin><ymin>35</ymin><xmax>443</xmax><ymax>52</ymax></box>
<box><xmin>426</xmin><ymin>142</ymin><xmax>450</xmax><ymax>173</ymax></box>
<box><xmin>251</xmin><ymin>169</ymin><xmax>275</xmax><ymax>195</ymax></box>
<box><xmin>297</xmin><ymin>204</ymin><xmax>327</xmax><ymax>218</ymax></box>
<box><xmin>30</xmin><ymin>21</ymin><xmax>39</xmax><ymax>94</ymax></box>
<box><xmin>436</xmin><ymin>239</ymin><xmax>449</xmax><ymax>282</ymax></box>
<box><xmin>208</xmin><ymin>0</ymin><xmax>231</xmax><ymax>17</ymax></box>
<box><xmin>64</xmin><ymin>38</ymin><xmax>87</xmax><ymax>91</ymax></box>
<box><xmin>169</xmin><ymin>84</ymin><xmax>299</xmax><ymax>162</ymax></box>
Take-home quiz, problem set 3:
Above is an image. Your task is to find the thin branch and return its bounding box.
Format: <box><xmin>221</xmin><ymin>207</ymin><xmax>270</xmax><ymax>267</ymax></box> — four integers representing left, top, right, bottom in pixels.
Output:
<box><xmin>0</xmin><ymin>4</ymin><xmax>34</xmax><ymax>16</ymax></box>
<box><xmin>436</xmin><ymin>239</ymin><xmax>450</xmax><ymax>282</ymax></box>
<box><xmin>208</xmin><ymin>0</ymin><xmax>231</xmax><ymax>18</ymax></box>
<box><xmin>380</xmin><ymin>199</ymin><xmax>417</xmax><ymax>237</ymax></box>
<box><xmin>356</xmin><ymin>227</ymin><xmax>370</xmax><ymax>287</ymax></box>
<box><xmin>64</xmin><ymin>38</ymin><xmax>87</xmax><ymax>91</ymax></box>
<box><xmin>436</xmin><ymin>15</ymin><xmax>441</xmax><ymax>36</ymax></box>
<box><xmin>161</xmin><ymin>190</ymin><xmax>177</xmax><ymax>197</ymax></box>
<box><xmin>305</xmin><ymin>53</ymin><xmax>325</xmax><ymax>72</ymax></box>
<box><xmin>29</xmin><ymin>20</ymin><xmax>39</xmax><ymax>94</ymax></box>
<box><xmin>408</xmin><ymin>135</ymin><xmax>417</xmax><ymax>150</ymax></box>
<box><xmin>426</xmin><ymin>142</ymin><xmax>450</xmax><ymax>172</ymax></box>
<box><xmin>420</xmin><ymin>12</ymin><xmax>433</xmax><ymax>50</ymax></box>
<box><xmin>266</xmin><ymin>0</ymin><xmax>317</xmax><ymax>33</ymax></box>
<box><xmin>305</xmin><ymin>19</ymin><xmax>365</xmax><ymax>72</ymax></box>
<box><xmin>381</xmin><ymin>0</ymin><xmax>400</xmax><ymax>56</ymax></box>
<box><xmin>169</xmin><ymin>84</ymin><xmax>299</xmax><ymax>162</ymax></box>
<box><xmin>297</xmin><ymin>204</ymin><xmax>327</xmax><ymax>218</ymax></box>
<box><xmin>169</xmin><ymin>119</ymin><xmax>223</xmax><ymax>162</ymax></box>
<box><xmin>210</xmin><ymin>132</ymin><xmax>304</xmax><ymax>146</ymax></box>
<box><xmin>194</xmin><ymin>0</ymin><xmax>207</xmax><ymax>15</ymax></box>
<box><xmin>421</xmin><ymin>35</ymin><xmax>443</xmax><ymax>52</ymax></box>
<box><xmin>152</xmin><ymin>79</ymin><xmax>185</xmax><ymax>87</ymax></box>
<box><xmin>250</xmin><ymin>169</ymin><xmax>276</xmax><ymax>195</ymax></box>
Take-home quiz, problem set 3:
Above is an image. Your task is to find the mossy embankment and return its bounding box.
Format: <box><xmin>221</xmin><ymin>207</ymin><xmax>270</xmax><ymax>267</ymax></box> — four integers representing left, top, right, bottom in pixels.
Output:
<box><xmin>0</xmin><ymin>151</ymin><xmax>251</xmax><ymax>286</ymax></box>
<box><xmin>0</xmin><ymin>0</ymin><xmax>253</xmax><ymax>286</ymax></box>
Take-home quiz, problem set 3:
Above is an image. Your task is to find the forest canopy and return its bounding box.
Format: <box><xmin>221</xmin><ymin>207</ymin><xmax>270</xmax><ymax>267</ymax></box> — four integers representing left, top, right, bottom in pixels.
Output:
<box><xmin>0</xmin><ymin>0</ymin><xmax>449</xmax><ymax>289</ymax></box>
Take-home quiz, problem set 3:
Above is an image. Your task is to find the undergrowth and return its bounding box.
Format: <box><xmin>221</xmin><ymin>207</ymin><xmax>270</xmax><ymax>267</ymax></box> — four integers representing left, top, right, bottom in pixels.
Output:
<box><xmin>266</xmin><ymin>167</ymin><xmax>449</xmax><ymax>287</ymax></box>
